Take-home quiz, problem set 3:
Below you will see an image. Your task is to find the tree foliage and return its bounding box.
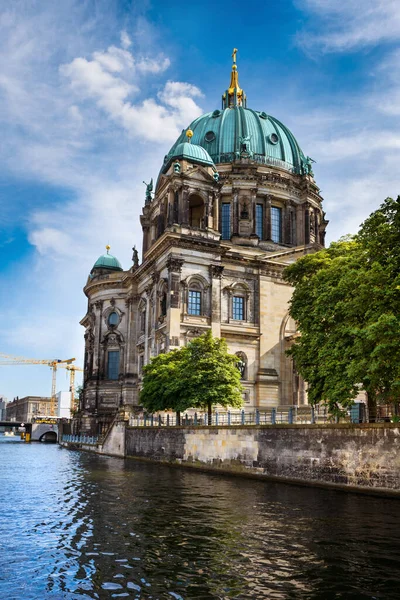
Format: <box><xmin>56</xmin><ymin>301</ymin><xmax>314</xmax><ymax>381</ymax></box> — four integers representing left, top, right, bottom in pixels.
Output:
<box><xmin>284</xmin><ymin>197</ymin><xmax>400</xmax><ymax>415</ymax></box>
<box><xmin>140</xmin><ymin>331</ymin><xmax>244</xmax><ymax>420</ymax></box>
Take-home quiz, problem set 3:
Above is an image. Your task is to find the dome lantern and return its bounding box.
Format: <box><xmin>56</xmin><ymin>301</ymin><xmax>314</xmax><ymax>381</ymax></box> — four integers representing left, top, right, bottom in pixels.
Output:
<box><xmin>223</xmin><ymin>48</ymin><xmax>247</xmax><ymax>109</ymax></box>
<box><xmin>91</xmin><ymin>246</ymin><xmax>123</xmax><ymax>273</ymax></box>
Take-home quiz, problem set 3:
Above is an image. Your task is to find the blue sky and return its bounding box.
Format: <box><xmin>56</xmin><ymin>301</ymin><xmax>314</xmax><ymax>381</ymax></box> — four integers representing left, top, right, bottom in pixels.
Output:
<box><xmin>1</xmin><ymin>0</ymin><xmax>400</xmax><ymax>400</ymax></box>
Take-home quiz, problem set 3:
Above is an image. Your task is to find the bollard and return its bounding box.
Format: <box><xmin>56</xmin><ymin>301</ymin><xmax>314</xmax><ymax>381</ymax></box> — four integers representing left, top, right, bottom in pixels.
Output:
<box><xmin>311</xmin><ymin>406</ymin><xmax>315</xmax><ymax>424</ymax></box>
<box><xmin>158</xmin><ymin>415</ymin><xmax>162</xmax><ymax>427</ymax></box>
<box><xmin>271</xmin><ymin>407</ymin><xmax>276</xmax><ymax>425</ymax></box>
<box><xmin>215</xmin><ymin>411</ymin><xmax>219</xmax><ymax>426</ymax></box>
<box><xmin>288</xmin><ymin>407</ymin><xmax>293</xmax><ymax>424</ymax></box>
<box><xmin>167</xmin><ymin>414</ymin><xmax>170</xmax><ymax>427</ymax></box>
<box><xmin>228</xmin><ymin>411</ymin><xmax>231</xmax><ymax>426</ymax></box>
<box><xmin>204</xmin><ymin>413</ymin><xmax>208</xmax><ymax>426</ymax></box>
<box><xmin>255</xmin><ymin>409</ymin><xmax>260</xmax><ymax>425</ymax></box>
<box><xmin>241</xmin><ymin>410</ymin><xmax>245</xmax><ymax>425</ymax></box>
<box><xmin>144</xmin><ymin>415</ymin><xmax>147</xmax><ymax>427</ymax></box>
<box><xmin>194</xmin><ymin>412</ymin><xmax>197</xmax><ymax>426</ymax></box>
<box><xmin>151</xmin><ymin>415</ymin><xmax>154</xmax><ymax>427</ymax></box>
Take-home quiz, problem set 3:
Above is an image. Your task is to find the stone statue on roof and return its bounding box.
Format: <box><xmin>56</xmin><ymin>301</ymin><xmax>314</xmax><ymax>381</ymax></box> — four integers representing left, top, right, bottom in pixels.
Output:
<box><xmin>132</xmin><ymin>246</ymin><xmax>139</xmax><ymax>268</ymax></box>
<box><xmin>143</xmin><ymin>178</ymin><xmax>153</xmax><ymax>204</ymax></box>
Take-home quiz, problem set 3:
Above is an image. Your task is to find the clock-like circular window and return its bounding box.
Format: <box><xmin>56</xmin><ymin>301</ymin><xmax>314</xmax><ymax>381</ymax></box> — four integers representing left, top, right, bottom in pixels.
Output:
<box><xmin>205</xmin><ymin>131</ymin><xmax>216</xmax><ymax>142</ymax></box>
<box><xmin>212</xmin><ymin>109</ymin><xmax>221</xmax><ymax>118</ymax></box>
<box><xmin>268</xmin><ymin>133</ymin><xmax>279</xmax><ymax>145</ymax></box>
<box><xmin>108</xmin><ymin>312</ymin><xmax>119</xmax><ymax>326</ymax></box>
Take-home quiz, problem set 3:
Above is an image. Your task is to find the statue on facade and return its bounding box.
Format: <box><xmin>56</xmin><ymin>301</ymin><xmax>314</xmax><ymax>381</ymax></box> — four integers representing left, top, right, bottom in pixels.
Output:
<box><xmin>173</xmin><ymin>161</ymin><xmax>181</xmax><ymax>173</ymax></box>
<box><xmin>132</xmin><ymin>246</ymin><xmax>139</xmax><ymax>268</ymax></box>
<box><xmin>143</xmin><ymin>178</ymin><xmax>153</xmax><ymax>204</ymax></box>
<box><xmin>236</xmin><ymin>354</ymin><xmax>246</xmax><ymax>379</ymax></box>
<box><xmin>213</xmin><ymin>171</ymin><xmax>219</xmax><ymax>182</ymax></box>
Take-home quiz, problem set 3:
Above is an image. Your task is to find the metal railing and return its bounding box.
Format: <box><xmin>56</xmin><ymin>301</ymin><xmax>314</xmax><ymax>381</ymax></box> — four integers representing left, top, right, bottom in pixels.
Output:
<box><xmin>128</xmin><ymin>405</ymin><xmax>335</xmax><ymax>428</ymax></box>
<box><xmin>62</xmin><ymin>434</ymin><xmax>98</xmax><ymax>445</ymax></box>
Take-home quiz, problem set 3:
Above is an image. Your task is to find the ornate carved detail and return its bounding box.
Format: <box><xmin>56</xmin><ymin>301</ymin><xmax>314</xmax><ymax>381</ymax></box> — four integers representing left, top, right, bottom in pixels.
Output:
<box><xmin>186</xmin><ymin>328</ymin><xmax>202</xmax><ymax>337</ymax></box>
<box><xmin>170</xmin><ymin>336</ymin><xmax>180</xmax><ymax>346</ymax></box>
<box><xmin>94</xmin><ymin>300</ymin><xmax>103</xmax><ymax>310</ymax></box>
<box><xmin>110</xmin><ymin>298</ymin><xmax>116</xmax><ymax>306</ymax></box>
<box><xmin>167</xmin><ymin>256</ymin><xmax>184</xmax><ymax>273</ymax></box>
<box><xmin>151</xmin><ymin>271</ymin><xmax>160</xmax><ymax>284</ymax></box>
<box><xmin>209</xmin><ymin>265</ymin><xmax>224</xmax><ymax>279</ymax></box>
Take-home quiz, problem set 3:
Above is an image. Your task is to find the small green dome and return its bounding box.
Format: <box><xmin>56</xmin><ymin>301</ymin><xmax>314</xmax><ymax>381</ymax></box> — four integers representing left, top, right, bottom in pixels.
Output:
<box><xmin>92</xmin><ymin>249</ymin><xmax>123</xmax><ymax>272</ymax></box>
<box><xmin>163</xmin><ymin>141</ymin><xmax>215</xmax><ymax>172</ymax></box>
<box><xmin>165</xmin><ymin>107</ymin><xmax>308</xmax><ymax>174</ymax></box>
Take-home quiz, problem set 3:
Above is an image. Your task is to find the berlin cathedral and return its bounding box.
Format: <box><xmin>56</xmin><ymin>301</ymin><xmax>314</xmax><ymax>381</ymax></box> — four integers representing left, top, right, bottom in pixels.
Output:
<box><xmin>77</xmin><ymin>52</ymin><xmax>328</xmax><ymax>433</ymax></box>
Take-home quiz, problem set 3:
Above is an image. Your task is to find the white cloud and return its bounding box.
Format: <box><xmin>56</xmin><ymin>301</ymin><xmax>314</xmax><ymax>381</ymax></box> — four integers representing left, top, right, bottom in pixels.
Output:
<box><xmin>297</xmin><ymin>0</ymin><xmax>400</xmax><ymax>52</ymax></box>
<box><xmin>120</xmin><ymin>30</ymin><xmax>132</xmax><ymax>50</ymax></box>
<box><xmin>0</xmin><ymin>3</ymin><xmax>203</xmax><ymax>399</ymax></box>
<box><xmin>61</xmin><ymin>43</ymin><xmax>201</xmax><ymax>142</ymax></box>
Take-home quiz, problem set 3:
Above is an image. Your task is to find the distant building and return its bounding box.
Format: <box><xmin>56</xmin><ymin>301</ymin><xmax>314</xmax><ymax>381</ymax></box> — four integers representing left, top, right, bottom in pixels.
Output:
<box><xmin>6</xmin><ymin>396</ymin><xmax>54</xmax><ymax>423</ymax></box>
<box><xmin>0</xmin><ymin>397</ymin><xmax>7</xmax><ymax>420</ymax></box>
<box><xmin>56</xmin><ymin>391</ymin><xmax>71</xmax><ymax>420</ymax></box>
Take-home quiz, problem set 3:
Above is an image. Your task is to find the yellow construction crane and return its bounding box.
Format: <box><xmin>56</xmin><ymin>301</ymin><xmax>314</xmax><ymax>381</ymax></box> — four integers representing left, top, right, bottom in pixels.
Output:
<box><xmin>65</xmin><ymin>364</ymin><xmax>83</xmax><ymax>413</ymax></box>
<box><xmin>0</xmin><ymin>354</ymin><xmax>76</xmax><ymax>416</ymax></box>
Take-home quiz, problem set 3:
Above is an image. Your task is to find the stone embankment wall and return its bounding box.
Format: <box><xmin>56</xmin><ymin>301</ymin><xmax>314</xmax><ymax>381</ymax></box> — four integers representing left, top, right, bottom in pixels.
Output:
<box><xmin>125</xmin><ymin>424</ymin><xmax>400</xmax><ymax>495</ymax></box>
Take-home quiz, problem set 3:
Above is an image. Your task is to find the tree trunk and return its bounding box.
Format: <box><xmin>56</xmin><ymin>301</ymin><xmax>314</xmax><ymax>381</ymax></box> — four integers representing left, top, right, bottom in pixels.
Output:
<box><xmin>367</xmin><ymin>391</ymin><xmax>377</xmax><ymax>423</ymax></box>
<box><xmin>176</xmin><ymin>411</ymin><xmax>181</xmax><ymax>426</ymax></box>
<box><xmin>208</xmin><ymin>402</ymin><xmax>212</xmax><ymax>425</ymax></box>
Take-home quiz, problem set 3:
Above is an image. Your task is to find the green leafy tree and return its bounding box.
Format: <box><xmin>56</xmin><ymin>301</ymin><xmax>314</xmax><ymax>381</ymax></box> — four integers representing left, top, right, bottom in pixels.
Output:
<box><xmin>180</xmin><ymin>331</ymin><xmax>244</xmax><ymax>422</ymax></box>
<box><xmin>140</xmin><ymin>331</ymin><xmax>244</xmax><ymax>422</ymax></box>
<box><xmin>140</xmin><ymin>348</ymin><xmax>190</xmax><ymax>423</ymax></box>
<box><xmin>284</xmin><ymin>197</ymin><xmax>400</xmax><ymax>418</ymax></box>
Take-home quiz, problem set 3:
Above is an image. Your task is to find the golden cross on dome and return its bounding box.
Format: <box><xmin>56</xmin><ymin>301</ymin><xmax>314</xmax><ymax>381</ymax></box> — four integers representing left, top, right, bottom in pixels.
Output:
<box><xmin>232</xmin><ymin>48</ymin><xmax>238</xmax><ymax>64</ymax></box>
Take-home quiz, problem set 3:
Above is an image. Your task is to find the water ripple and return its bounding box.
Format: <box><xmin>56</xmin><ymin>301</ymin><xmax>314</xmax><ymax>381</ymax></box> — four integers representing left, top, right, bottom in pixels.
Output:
<box><xmin>1</xmin><ymin>437</ymin><xmax>400</xmax><ymax>599</ymax></box>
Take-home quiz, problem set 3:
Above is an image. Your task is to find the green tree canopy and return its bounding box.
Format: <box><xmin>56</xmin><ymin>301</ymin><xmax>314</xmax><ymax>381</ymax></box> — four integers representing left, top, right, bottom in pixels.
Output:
<box><xmin>140</xmin><ymin>331</ymin><xmax>244</xmax><ymax>421</ymax></box>
<box><xmin>284</xmin><ymin>197</ymin><xmax>400</xmax><ymax>417</ymax></box>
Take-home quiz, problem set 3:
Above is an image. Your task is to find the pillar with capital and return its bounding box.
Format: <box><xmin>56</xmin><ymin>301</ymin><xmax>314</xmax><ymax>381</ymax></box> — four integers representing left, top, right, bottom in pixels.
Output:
<box><xmin>209</xmin><ymin>264</ymin><xmax>224</xmax><ymax>337</ymax></box>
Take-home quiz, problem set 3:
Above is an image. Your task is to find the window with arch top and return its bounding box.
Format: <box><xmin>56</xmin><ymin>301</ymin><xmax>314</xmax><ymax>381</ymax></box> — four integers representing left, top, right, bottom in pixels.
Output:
<box><xmin>108</xmin><ymin>311</ymin><xmax>119</xmax><ymax>327</ymax></box>
<box><xmin>188</xmin><ymin>290</ymin><xmax>201</xmax><ymax>315</ymax></box>
<box><xmin>232</xmin><ymin>296</ymin><xmax>245</xmax><ymax>320</ymax></box>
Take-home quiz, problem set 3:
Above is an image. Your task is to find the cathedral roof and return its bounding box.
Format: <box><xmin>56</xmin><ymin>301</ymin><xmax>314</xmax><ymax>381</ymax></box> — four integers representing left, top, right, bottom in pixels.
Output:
<box><xmin>166</xmin><ymin>108</ymin><xmax>305</xmax><ymax>174</ymax></box>
<box><xmin>163</xmin><ymin>141</ymin><xmax>215</xmax><ymax>172</ymax></box>
<box><xmin>164</xmin><ymin>52</ymin><xmax>309</xmax><ymax>176</ymax></box>
<box><xmin>92</xmin><ymin>247</ymin><xmax>123</xmax><ymax>272</ymax></box>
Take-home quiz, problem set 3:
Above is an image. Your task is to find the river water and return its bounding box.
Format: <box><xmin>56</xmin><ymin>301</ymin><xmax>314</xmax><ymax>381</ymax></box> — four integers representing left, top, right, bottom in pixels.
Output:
<box><xmin>1</xmin><ymin>436</ymin><xmax>400</xmax><ymax>600</ymax></box>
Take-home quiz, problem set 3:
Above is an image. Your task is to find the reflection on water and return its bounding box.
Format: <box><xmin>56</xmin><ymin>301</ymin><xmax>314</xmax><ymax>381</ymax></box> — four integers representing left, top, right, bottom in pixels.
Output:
<box><xmin>1</xmin><ymin>435</ymin><xmax>400</xmax><ymax>599</ymax></box>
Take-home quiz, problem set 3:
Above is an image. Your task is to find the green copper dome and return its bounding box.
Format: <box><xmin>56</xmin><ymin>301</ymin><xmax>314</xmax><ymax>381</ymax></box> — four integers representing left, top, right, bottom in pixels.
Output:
<box><xmin>92</xmin><ymin>249</ymin><xmax>123</xmax><ymax>272</ymax></box>
<box><xmin>163</xmin><ymin>141</ymin><xmax>215</xmax><ymax>172</ymax></box>
<box><xmin>165</xmin><ymin>107</ymin><xmax>308</xmax><ymax>175</ymax></box>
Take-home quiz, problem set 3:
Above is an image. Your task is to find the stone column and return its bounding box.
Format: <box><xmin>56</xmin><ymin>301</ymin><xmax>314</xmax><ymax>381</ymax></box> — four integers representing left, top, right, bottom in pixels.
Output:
<box><xmin>182</xmin><ymin>186</ymin><xmax>189</xmax><ymax>226</ymax></box>
<box><xmin>209</xmin><ymin>265</ymin><xmax>224</xmax><ymax>337</ymax></box>
<box><xmin>265</xmin><ymin>195</ymin><xmax>272</xmax><ymax>241</ymax></box>
<box><xmin>144</xmin><ymin>288</ymin><xmax>151</xmax><ymax>365</ymax></box>
<box><xmin>251</xmin><ymin>188</ymin><xmax>257</xmax><ymax>236</ymax></box>
<box><xmin>94</xmin><ymin>300</ymin><xmax>104</xmax><ymax>412</ymax></box>
<box><xmin>232</xmin><ymin>188</ymin><xmax>239</xmax><ymax>235</ymax></box>
<box><xmin>167</xmin><ymin>257</ymin><xmax>184</xmax><ymax>348</ymax></box>
<box><xmin>304</xmin><ymin>204</ymin><xmax>310</xmax><ymax>245</ymax></box>
<box><xmin>213</xmin><ymin>192</ymin><xmax>220</xmax><ymax>232</ymax></box>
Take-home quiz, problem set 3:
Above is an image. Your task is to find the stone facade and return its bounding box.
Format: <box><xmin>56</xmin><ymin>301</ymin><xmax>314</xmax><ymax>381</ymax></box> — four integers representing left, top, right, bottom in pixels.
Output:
<box><xmin>76</xmin><ymin>61</ymin><xmax>328</xmax><ymax>435</ymax></box>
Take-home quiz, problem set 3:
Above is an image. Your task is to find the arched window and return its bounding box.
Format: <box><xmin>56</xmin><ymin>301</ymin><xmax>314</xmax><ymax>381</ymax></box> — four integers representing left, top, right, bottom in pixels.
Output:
<box><xmin>108</xmin><ymin>312</ymin><xmax>119</xmax><ymax>326</ymax></box>
<box><xmin>188</xmin><ymin>288</ymin><xmax>202</xmax><ymax>315</ymax></box>
<box><xmin>107</xmin><ymin>350</ymin><xmax>120</xmax><ymax>380</ymax></box>
<box><xmin>221</xmin><ymin>203</ymin><xmax>231</xmax><ymax>239</ymax></box>
<box><xmin>189</xmin><ymin>194</ymin><xmax>204</xmax><ymax>228</ymax></box>
<box><xmin>271</xmin><ymin>206</ymin><xmax>282</xmax><ymax>243</ymax></box>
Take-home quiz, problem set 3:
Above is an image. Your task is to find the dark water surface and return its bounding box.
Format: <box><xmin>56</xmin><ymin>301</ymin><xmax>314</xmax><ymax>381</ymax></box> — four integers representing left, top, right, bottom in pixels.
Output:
<box><xmin>1</xmin><ymin>437</ymin><xmax>400</xmax><ymax>599</ymax></box>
